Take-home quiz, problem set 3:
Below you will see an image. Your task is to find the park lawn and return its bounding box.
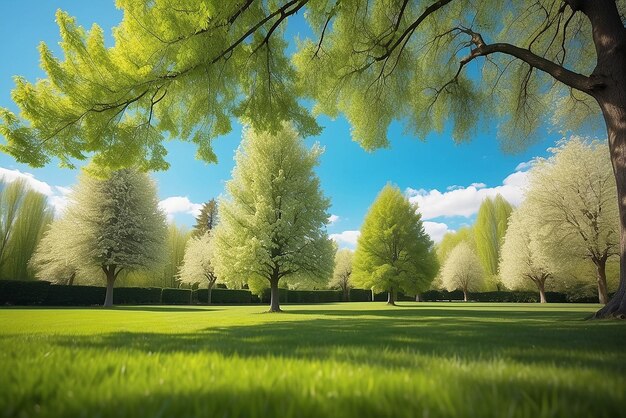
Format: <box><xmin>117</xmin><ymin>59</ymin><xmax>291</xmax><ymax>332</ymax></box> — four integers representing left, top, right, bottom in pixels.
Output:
<box><xmin>0</xmin><ymin>302</ymin><xmax>624</xmax><ymax>418</ymax></box>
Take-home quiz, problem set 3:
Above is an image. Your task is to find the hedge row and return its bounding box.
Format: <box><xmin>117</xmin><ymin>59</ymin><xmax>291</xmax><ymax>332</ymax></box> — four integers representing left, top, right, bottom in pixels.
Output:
<box><xmin>0</xmin><ymin>280</ymin><xmax>605</xmax><ymax>306</ymax></box>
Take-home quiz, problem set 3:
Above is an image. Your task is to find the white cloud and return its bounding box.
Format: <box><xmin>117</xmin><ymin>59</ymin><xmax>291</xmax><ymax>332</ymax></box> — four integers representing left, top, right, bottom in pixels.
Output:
<box><xmin>0</xmin><ymin>167</ymin><xmax>70</xmax><ymax>214</ymax></box>
<box><xmin>327</xmin><ymin>214</ymin><xmax>340</xmax><ymax>225</ymax></box>
<box><xmin>423</xmin><ymin>221</ymin><xmax>452</xmax><ymax>243</ymax></box>
<box><xmin>330</xmin><ymin>230</ymin><xmax>360</xmax><ymax>249</ymax></box>
<box><xmin>0</xmin><ymin>167</ymin><xmax>54</xmax><ymax>196</ymax></box>
<box><xmin>158</xmin><ymin>196</ymin><xmax>203</xmax><ymax>220</ymax></box>
<box><xmin>515</xmin><ymin>160</ymin><xmax>535</xmax><ymax>172</ymax></box>
<box><xmin>406</xmin><ymin>170</ymin><xmax>529</xmax><ymax>220</ymax></box>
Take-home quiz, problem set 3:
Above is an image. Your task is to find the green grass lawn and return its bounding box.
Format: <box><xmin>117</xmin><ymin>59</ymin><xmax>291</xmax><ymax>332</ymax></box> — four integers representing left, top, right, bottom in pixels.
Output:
<box><xmin>1</xmin><ymin>302</ymin><xmax>624</xmax><ymax>418</ymax></box>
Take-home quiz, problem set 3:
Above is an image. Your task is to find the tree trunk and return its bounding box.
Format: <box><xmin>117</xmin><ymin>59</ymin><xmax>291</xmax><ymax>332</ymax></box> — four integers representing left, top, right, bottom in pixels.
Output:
<box><xmin>387</xmin><ymin>288</ymin><xmax>396</xmax><ymax>306</ymax></box>
<box><xmin>268</xmin><ymin>277</ymin><xmax>282</xmax><ymax>312</ymax></box>
<box><xmin>103</xmin><ymin>268</ymin><xmax>115</xmax><ymax>308</ymax></box>
<box><xmin>415</xmin><ymin>293</ymin><xmax>421</xmax><ymax>302</ymax></box>
<box><xmin>593</xmin><ymin>259</ymin><xmax>609</xmax><ymax>305</ymax></box>
<box><xmin>371</xmin><ymin>288</ymin><xmax>375</xmax><ymax>302</ymax></box>
<box><xmin>67</xmin><ymin>272</ymin><xmax>75</xmax><ymax>286</ymax></box>
<box><xmin>343</xmin><ymin>287</ymin><xmax>349</xmax><ymax>302</ymax></box>
<box><xmin>207</xmin><ymin>281</ymin><xmax>214</xmax><ymax>304</ymax></box>
<box><xmin>578</xmin><ymin>0</ymin><xmax>626</xmax><ymax>319</ymax></box>
<box><xmin>463</xmin><ymin>288</ymin><xmax>468</xmax><ymax>302</ymax></box>
<box><xmin>537</xmin><ymin>279</ymin><xmax>547</xmax><ymax>304</ymax></box>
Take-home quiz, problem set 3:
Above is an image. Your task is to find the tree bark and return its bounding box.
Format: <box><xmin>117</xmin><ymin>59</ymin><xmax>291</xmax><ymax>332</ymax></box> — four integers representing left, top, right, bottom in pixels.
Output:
<box><xmin>268</xmin><ymin>277</ymin><xmax>282</xmax><ymax>312</ymax></box>
<box><xmin>415</xmin><ymin>293</ymin><xmax>421</xmax><ymax>302</ymax></box>
<box><xmin>67</xmin><ymin>272</ymin><xmax>75</xmax><ymax>286</ymax></box>
<box><xmin>594</xmin><ymin>259</ymin><xmax>609</xmax><ymax>305</ymax></box>
<box><xmin>387</xmin><ymin>287</ymin><xmax>396</xmax><ymax>306</ymax></box>
<box><xmin>463</xmin><ymin>288</ymin><xmax>468</xmax><ymax>302</ymax></box>
<box><xmin>103</xmin><ymin>267</ymin><xmax>116</xmax><ymax>308</ymax></box>
<box><xmin>537</xmin><ymin>279</ymin><xmax>547</xmax><ymax>304</ymax></box>
<box><xmin>343</xmin><ymin>287</ymin><xmax>349</xmax><ymax>302</ymax></box>
<box><xmin>590</xmin><ymin>4</ymin><xmax>626</xmax><ymax>318</ymax></box>
<box><xmin>207</xmin><ymin>280</ymin><xmax>215</xmax><ymax>304</ymax></box>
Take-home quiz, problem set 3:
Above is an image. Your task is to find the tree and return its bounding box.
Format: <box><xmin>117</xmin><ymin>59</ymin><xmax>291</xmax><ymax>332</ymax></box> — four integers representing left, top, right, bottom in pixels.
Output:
<box><xmin>30</xmin><ymin>216</ymin><xmax>80</xmax><ymax>285</ymax></box>
<box><xmin>474</xmin><ymin>195</ymin><xmax>513</xmax><ymax>290</ymax></box>
<box><xmin>440</xmin><ymin>242</ymin><xmax>484</xmax><ymax>301</ymax></box>
<box><xmin>499</xmin><ymin>205</ymin><xmax>558</xmax><ymax>303</ymax></box>
<box><xmin>0</xmin><ymin>179</ymin><xmax>53</xmax><ymax>280</ymax></box>
<box><xmin>62</xmin><ymin>169</ymin><xmax>166</xmax><ymax>306</ymax></box>
<box><xmin>212</xmin><ymin>124</ymin><xmax>334</xmax><ymax>312</ymax></box>
<box><xmin>179</xmin><ymin>233</ymin><xmax>219</xmax><ymax>303</ymax></box>
<box><xmin>163</xmin><ymin>223</ymin><xmax>191</xmax><ymax>287</ymax></box>
<box><xmin>352</xmin><ymin>185</ymin><xmax>438</xmax><ymax>305</ymax></box>
<box><xmin>330</xmin><ymin>249</ymin><xmax>353</xmax><ymax>301</ymax></box>
<box><xmin>192</xmin><ymin>199</ymin><xmax>219</xmax><ymax>238</ymax></box>
<box><xmin>525</xmin><ymin>138</ymin><xmax>618</xmax><ymax>305</ymax></box>
<box><xmin>2</xmin><ymin>1</ymin><xmax>625</xmax><ymax>317</ymax></box>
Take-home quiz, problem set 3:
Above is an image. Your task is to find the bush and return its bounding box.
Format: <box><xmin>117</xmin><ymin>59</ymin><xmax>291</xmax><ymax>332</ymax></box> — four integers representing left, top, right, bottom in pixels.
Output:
<box><xmin>44</xmin><ymin>284</ymin><xmax>106</xmax><ymax>306</ymax></box>
<box><xmin>421</xmin><ymin>290</ymin><xmax>465</xmax><ymax>301</ymax></box>
<box><xmin>471</xmin><ymin>291</ymin><xmax>539</xmax><ymax>303</ymax></box>
<box><xmin>161</xmin><ymin>288</ymin><xmax>192</xmax><ymax>305</ymax></box>
<box><xmin>287</xmin><ymin>290</ymin><xmax>342</xmax><ymax>303</ymax></box>
<box><xmin>113</xmin><ymin>287</ymin><xmax>162</xmax><ymax>304</ymax></box>
<box><xmin>0</xmin><ymin>280</ymin><xmax>51</xmax><ymax>305</ymax></box>
<box><xmin>545</xmin><ymin>292</ymin><xmax>568</xmax><ymax>303</ymax></box>
<box><xmin>193</xmin><ymin>288</ymin><xmax>252</xmax><ymax>304</ymax></box>
<box><xmin>349</xmin><ymin>288</ymin><xmax>371</xmax><ymax>302</ymax></box>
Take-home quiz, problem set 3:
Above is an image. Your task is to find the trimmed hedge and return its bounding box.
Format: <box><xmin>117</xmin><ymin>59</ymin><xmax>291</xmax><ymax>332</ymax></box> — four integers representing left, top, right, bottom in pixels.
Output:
<box><xmin>349</xmin><ymin>288</ymin><xmax>372</xmax><ymax>302</ymax></box>
<box><xmin>287</xmin><ymin>290</ymin><xmax>342</xmax><ymax>303</ymax></box>
<box><xmin>0</xmin><ymin>280</ymin><xmax>51</xmax><ymax>305</ymax></box>
<box><xmin>421</xmin><ymin>290</ymin><xmax>465</xmax><ymax>301</ymax></box>
<box><xmin>44</xmin><ymin>284</ymin><xmax>106</xmax><ymax>306</ymax></box>
<box><xmin>261</xmin><ymin>288</ymin><xmax>289</xmax><ymax>304</ymax></box>
<box><xmin>113</xmin><ymin>287</ymin><xmax>162</xmax><ymax>305</ymax></box>
<box><xmin>193</xmin><ymin>288</ymin><xmax>252</xmax><ymax>304</ymax></box>
<box><xmin>161</xmin><ymin>288</ymin><xmax>192</xmax><ymax>305</ymax></box>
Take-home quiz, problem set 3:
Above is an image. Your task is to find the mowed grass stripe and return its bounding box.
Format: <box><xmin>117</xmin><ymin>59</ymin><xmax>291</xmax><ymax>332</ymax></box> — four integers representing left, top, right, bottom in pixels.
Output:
<box><xmin>0</xmin><ymin>303</ymin><xmax>624</xmax><ymax>418</ymax></box>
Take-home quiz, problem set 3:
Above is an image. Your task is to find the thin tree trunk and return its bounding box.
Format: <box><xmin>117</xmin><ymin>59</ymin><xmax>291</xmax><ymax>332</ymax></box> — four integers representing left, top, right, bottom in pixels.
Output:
<box><xmin>594</xmin><ymin>259</ymin><xmax>609</xmax><ymax>305</ymax></box>
<box><xmin>371</xmin><ymin>288</ymin><xmax>375</xmax><ymax>302</ymax></box>
<box><xmin>268</xmin><ymin>277</ymin><xmax>281</xmax><ymax>312</ymax></box>
<box><xmin>415</xmin><ymin>293</ymin><xmax>421</xmax><ymax>302</ymax></box>
<box><xmin>207</xmin><ymin>285</ymin><xmax>213</xmax><ymax>304</ymax></box>
<box><xmin>67</xmin><ymin>272</ymin><xmax>75</xmax><ymax>286</ymax></box>
<box><xmin>343</xmin><ymin>287</ymin><xmax>349</xmax><ymax>302</ymax></box>
<box><xmin>463</xmin><ymin>288</ymin><xmax>468</xmax><ymax>302</ymax></box>
<box><xmin>387</xmin><ymin>287</ymin><xmax>396</xmax><ymax>306</ymax></box>
<box><xmin>103</xmin><ymin>268</ymin><xmax>115</xmax><ymax>308</ymax></box>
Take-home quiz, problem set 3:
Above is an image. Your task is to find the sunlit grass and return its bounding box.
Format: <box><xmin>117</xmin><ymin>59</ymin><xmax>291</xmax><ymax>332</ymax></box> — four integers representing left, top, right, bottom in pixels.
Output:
<box><xmin>1</xmin><ymin>302</ymin><xmax>624</xmax><ymax>417</ymax></box>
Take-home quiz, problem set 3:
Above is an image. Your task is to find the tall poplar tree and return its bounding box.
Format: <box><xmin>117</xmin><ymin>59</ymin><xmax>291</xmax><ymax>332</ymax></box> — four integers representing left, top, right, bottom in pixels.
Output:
<box><xmin>474</xmin><ymin>195</ymin><xmax>513</xmax><ymax>289</ymax></box>
<box><xmin>2</xmin><ymin>1</ymin><xmax>625</xmax><ymax>317</ymax></box>
<box><xmin>352</xmin><ymin>185</ymin><xmax>438</xmax><ymax>305</ymax></box>
<box><xmin>212</xmin><ymin>124</ymin><xmax>334</xmax><ymax>312</ymax></box>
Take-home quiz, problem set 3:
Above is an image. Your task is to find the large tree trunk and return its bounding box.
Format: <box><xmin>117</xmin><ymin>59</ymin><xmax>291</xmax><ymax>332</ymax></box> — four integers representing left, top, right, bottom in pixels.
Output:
<box><xmin>103</xmin><ymin>267</ymin><xmax>116</xmax><ymax>308</ymax></box>
<box><xmin>537</xmin><ymin>279</ymin><xmax>547</xmax><ymax>304</ymax></box>
<box><xmin>387</xmin><ymin>287</ymin><xmax>396</xmax><ymax>306</ymax></box>
<box><xmin>594</xmin><ymin>259</ymin><xmax>609</xmax><ymax>305</ymax></box>
<box><xmin>577</xmin><ymin>0</ymin><xmax>626</xmax><ymax>319</ymax></box>
<box><xmin>268</xmin><ymin>277</ymin><xmax>282</xmax><ymax>312</ymax></box>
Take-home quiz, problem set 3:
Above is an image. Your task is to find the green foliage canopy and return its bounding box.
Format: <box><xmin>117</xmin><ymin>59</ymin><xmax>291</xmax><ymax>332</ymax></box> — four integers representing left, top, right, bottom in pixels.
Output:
<box><xmin>352</xmin><ymin>184</ymin><xmax>438</xmax><ymax>302</ymax></box>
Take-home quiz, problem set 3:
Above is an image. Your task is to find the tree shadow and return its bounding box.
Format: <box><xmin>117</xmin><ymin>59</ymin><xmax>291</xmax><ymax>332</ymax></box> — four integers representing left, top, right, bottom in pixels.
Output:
<box><xmin>50</xmin><ymin>309</ymin><xmax>626</xmax><ymax>375</ymax></box>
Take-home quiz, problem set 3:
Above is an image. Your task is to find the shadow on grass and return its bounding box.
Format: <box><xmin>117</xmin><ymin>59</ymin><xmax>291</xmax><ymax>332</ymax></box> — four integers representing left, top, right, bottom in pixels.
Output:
<box><xmin>51</xmin><ymin>307</ymin><xmax>626</xmax><ymax>375</ymax></box>
<box><xmin>110</xmin><ymin>306</ymin><xmax>221</xmax><ymax>313</ymax></box>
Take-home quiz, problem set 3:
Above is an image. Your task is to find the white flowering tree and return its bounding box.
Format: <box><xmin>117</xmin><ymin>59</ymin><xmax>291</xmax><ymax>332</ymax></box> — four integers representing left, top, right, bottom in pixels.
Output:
<box><xmin>440</xmin><ymin>242</ymin><xmax>484</xmax><ymax>302</ymax></box>
<box><xmin>35</xmin><ymin>169</ymin><xmax>167</xmax><ymax>306</ymax></box>
<box><xmin>499</xmin><ymin>205</ymin><xmax>559</xmax><ymax>303</ymax></box>
<box><xmin>525</xmin><ymin>138</ymin><xmax>618</xmax><ymax>306</ymax></box>
<box><xmin>178</xmin><ymin>233</ymin><xmax>219</xmax><ymax>303</ymax></box>
<box><xmin>213</xmin><ymin>124</ymin><xmax>334</xmax><ymax>312</ymax></box>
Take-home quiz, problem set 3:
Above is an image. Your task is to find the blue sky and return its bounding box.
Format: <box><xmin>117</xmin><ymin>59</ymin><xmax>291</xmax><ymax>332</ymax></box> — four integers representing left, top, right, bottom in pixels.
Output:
<box><xmin>0</xmin><ymin>1</ymin><xmax>597</xmax><ymax>247</ymax></box>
